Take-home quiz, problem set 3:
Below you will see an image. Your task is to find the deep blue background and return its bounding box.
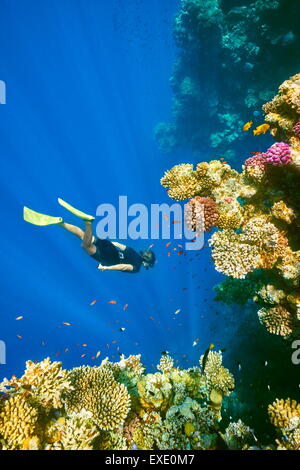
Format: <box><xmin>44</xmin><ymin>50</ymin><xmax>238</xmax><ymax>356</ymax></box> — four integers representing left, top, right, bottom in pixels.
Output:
<box><xmin>0</xmin><ymin>0</ymin><xmax>227</xmax><ymax>379</ymax></box>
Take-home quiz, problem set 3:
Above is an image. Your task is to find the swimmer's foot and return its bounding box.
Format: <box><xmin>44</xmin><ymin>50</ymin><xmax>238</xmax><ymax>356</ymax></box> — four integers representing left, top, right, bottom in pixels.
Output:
<box><xmin>57</xmin><ymin>198</ymin><xmax>95</xmax><ymax>221</ymax></box>
<box><xmin>23</xmin><ymin>206</ymin><xmax>63</xmax><ymax>226</ymax></box>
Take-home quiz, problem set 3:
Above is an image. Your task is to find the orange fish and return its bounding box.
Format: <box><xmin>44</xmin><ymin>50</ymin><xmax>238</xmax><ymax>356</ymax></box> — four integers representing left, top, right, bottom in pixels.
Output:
<box><xmin>62</xmin><ymin>322</ymin><xmax>71</xmax><ymax>326</ymax></box>
<box><xmin>123</xmin><ymin>304</ymin><xmax>128</xmax><ymax>311</ymax></box>
<box><xmin>149</xmin><ymin>316</ymin><xmax>155</xmax><ymax>321</ymax></box>
<box><xmin>15</xmin><ymin>316</ymin><xmax>23</xmax><ymax>321</ymax></box>
<box><xmin>178</xmin><ymin>251</ymin><xmax>183</xmax><ymax>256</ymax></box>
<box><xmin>112</xmin><ymin>340</ymin><xmax>117</xmax><ymax>344</ymax></box>
<box><xmin>90</xmin><ymin>300</ymin><xmax>97</xmax><ymax>306</ymax></box>
<box><xmin>175</xmin><ymin>309</ymin><xmax>181</xmax><ymax>315</ymax></box>
<box><xmin>82</xmin><ymin>344</ymin><xmax>87</xmax><ymax>347</ymax></box>
<box><xmin>108</xmin><ymin>300</ymin><xmax>117</xmax><ymax>304</ymax></box>
<box><xmin>81</xmin><ymin>354</ymin><xmax>85</xmax><ymax>358</ymax></box>
<box><xmin>167</xmin><ymin>251</ymin><xmax>171</xmax><ymax>257</ymax></box>
<box><xmin>163</xmin><ymin>214</ymin><xmax>169</xmax><ymax>220</ymax></box>
<box><xmin>17</xmin><ymin>335</ymin><xmax>23</xmax><ymax>340</ymax></box>
<box><xmin>96</xmin><ymin>351</ymin><xmax>101</xmax><ymax>358</ymax></box>
<box><xmin>172</xmin><ymin>220</ymin><xmax>180</xmax><ymax>224</ymax></box>
<box><xmin>166</xmin><ymin>242</ymin><xmax>171</xmax><ymax>247</ymax></box>
<box><xmin>253</xmin><ymin>123</ymin><xmax>270</xmax><ymax>135</ymax></box>
<box><xmin>243</xmin><ymin>120</ymin><xmax>253</xmax><ymax>131</ymax></box>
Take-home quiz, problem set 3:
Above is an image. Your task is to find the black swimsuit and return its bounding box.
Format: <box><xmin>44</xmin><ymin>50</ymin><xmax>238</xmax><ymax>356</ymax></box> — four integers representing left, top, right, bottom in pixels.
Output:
<box><xmin>91</xmin><ymin>238</ymin><xmax>143</xmax><ymax>273</ymax></box>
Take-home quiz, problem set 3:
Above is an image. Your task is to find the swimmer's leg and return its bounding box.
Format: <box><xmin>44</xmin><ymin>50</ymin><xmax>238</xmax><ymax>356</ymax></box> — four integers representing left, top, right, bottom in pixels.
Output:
<box><xmin>60</xmin><ymin>221</ymin><xmax>96</xmax><ymax>256</ymax></box>
<box><xmin>81</xmin><ymin>221</ymin><xmax>97</xmax><ymax>256</ymax></box>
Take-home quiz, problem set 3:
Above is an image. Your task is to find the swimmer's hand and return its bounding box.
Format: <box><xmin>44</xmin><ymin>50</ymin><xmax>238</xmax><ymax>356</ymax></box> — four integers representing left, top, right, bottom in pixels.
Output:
<box><xmin>97</xmin><ymin>264</ymin><xmax>108</xmax><ymax>271</ymax></box>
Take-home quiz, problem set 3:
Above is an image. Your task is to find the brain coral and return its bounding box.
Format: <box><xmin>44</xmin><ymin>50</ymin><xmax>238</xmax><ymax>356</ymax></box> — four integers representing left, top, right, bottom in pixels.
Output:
<box><xmin>65</xmin><ymin>366</ymin><xmax>131</xmax><ymax>430</ymax></box>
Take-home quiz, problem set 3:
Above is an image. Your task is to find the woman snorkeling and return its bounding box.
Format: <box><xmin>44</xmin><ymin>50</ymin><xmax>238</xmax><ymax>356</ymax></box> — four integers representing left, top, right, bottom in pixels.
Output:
<box><xmin>23</xmin><ymin>198</ymin><xmax>156</xmax><ymax>274</ymax></box>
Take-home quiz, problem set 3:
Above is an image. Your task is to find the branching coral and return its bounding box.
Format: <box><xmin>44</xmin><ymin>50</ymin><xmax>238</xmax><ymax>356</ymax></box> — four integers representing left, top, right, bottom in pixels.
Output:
<box><xmin>45</xmin><ymin>410</ymin><xmax>99</xmax><ymax>450</ymax></box>
<box><xmin>65</xmin><ymin>366</ymin><xmax>131</xmax><ymax>431</ymax></box>
<box><xmin>0</xmin><ymin>358</ymin><xmax>72</xmax><ymax>410</ymax></box>
<box><xmin>223</xmin><ymin>420</ymin><xmax>255</xmax><ymax>450</ymax></box>
<box><xmin>0</xmin><ymin>395</ymin><xmax>40</xmax><ymax>450</ymax></box>
<box><xmin>201</xmin><ymin>351</ymin><xmax>235</xmax><ymax>397</ymax></box>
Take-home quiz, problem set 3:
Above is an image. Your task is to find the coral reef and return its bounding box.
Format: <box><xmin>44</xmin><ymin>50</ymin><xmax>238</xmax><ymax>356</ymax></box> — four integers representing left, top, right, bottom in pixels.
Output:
<box><xmin>161</xmin><ymin>74</ymin><xmax>300</xmax><ymax>342</ymax></box>
<box><xmin>0</xmin><ymin>352</ymin><xmax>238</xmax><ymax>450</ymax></box>
<box><xmin>268</xmin><ymin>398</ymin><xmax>300</xmax><ymax>450</ymax></box>
<box><xmin>156</xmin><ymin>1</ymin><xmax>300</xmax><ymax>158</ymax></box>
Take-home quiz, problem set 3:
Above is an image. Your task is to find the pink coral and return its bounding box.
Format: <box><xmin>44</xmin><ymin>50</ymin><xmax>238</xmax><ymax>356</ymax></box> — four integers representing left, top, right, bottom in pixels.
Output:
<box><xmin>264</xmin><ymin>142</ymin><xmax>292</xmax><ymax>166</ymax></box>
<box><xmin>293</xmin><ymin>119</ymin><xmax>300</xmax><ymax>138</ymax></box>
<box><xmin>244</xmin><ymin>154</ymin><xmax>266</xmax><ymax>169</ymax></box>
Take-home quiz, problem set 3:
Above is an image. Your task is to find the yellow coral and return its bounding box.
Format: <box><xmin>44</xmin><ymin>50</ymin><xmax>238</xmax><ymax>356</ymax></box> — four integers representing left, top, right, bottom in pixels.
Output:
<box><xmin>65</xmin><ymin>366</ymin><xmax>131</xmax><ymax>431</ymax></box>
<box><xmin>45</xmin><ymin>410</ymin><xmax>99</xmax><ymax>450</ymax></box>
<box><xmin>272</xmin><ymin>201</ymin><xmax>296</xmax><ymax>224</ymax></box>
<box><xmin>137</xmin><ymin>373</ymin><xmax>172</xmax><ymax>414</ymax></box>
<box><xmin>258</xmin><ymin>306</ymin><xmax>295</xmax><ymax>337</ymax></box>
<box><xmin>0</xmin><ymin>395</ymin><xmax>40</xmax><ymax>450</ymax></box>
<box><xmin>209</xmin><ymin>229</ymin><xmax>260</xmax><ymax>279</ymax></box>
<box><xmin>268</xmin><ymin>398</ymin><xmax>300</xmax><ymax>429</ymax></box>
<box><xmin>157</xmin><ymin>354</ymin><xmax>175</xmax><ymax>373</ymax></box>
<box><xmin>263</xmin><ymin>73</ymin><xmax>300</xmax><ymax>145</ymax></box>
<box><xmin>201</xmin><ymin>351</ymin><xmax>234</xmax><ymax>396</ymax></box>
<box><xmin>0</xmin><ymin>358</ymin><xmax>72</xmax><ymax>410</ymax></box>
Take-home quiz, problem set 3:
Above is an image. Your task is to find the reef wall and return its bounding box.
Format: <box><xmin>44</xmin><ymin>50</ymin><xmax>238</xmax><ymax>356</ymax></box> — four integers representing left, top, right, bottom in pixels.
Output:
<box><xmin>161</xmin><ymin>73</ymin><xmax>300</xmax><ymax>345</ymax></box>
<box><xmin>155</xmin><ymin>0</ymin><xmax>300</xmax><ymax>162</ymax></box>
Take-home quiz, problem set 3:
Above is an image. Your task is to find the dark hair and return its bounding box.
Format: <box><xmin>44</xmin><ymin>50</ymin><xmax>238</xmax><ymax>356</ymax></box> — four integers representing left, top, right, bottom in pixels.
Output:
<box><xmin>140</xmin><ymin>249</ymin><xmax>156</xmax><ymax>269</ymax></box>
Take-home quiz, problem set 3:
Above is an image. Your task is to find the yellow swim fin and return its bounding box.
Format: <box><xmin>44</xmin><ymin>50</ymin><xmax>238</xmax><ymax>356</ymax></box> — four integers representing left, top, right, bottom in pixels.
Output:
<box><xmin>23</xmin><ymin>206</ymin><xmax>63</xmax><ymax>226</ymax></box>
<box><xmin>58</xmin><ymin>198</ymin><xmax>95</xmax><ymax>221</ymax></box>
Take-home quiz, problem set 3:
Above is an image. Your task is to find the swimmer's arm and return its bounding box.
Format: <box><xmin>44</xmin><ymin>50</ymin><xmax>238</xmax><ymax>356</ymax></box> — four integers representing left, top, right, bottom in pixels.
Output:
<box><xmin>111</xmin><ymin>241</ymin><xmax>127</xmax><ymax>250</ymax></box>
<box><xmin>98</xmin><ymin>264</ymin><xmax>134</xmax><ymax>272</ymax></box>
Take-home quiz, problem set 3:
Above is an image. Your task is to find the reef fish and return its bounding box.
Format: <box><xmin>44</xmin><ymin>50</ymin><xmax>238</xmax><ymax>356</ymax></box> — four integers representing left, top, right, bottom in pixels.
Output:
<box><xmin>201</xmin><ymin>344</ymin><xmax>215</xmax><ymax>374</ymax></box>
<box><xmin>253</xmin><ymin>123</ymin><xmax>270</xmax><ymax>135</ymax></box>
<box><xmin>243</xmin><ymin>121</ymin><xmax>253</xmax><ymax>131</ymax></box>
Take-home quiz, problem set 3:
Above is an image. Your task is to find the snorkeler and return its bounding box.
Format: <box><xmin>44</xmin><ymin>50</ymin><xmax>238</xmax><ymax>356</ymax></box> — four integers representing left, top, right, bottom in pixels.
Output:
<box><xmin>23</xmin><ymin>198</ymin><xmax>156</xmax><ymax>274</ymax></box>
